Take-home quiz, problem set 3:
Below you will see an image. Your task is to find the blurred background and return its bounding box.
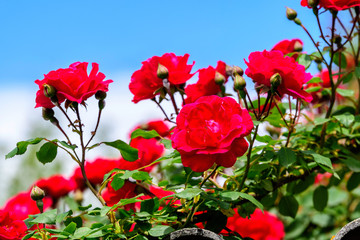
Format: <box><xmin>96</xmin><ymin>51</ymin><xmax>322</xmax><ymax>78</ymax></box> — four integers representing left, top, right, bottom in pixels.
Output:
<box><xmin>0</xmin><ymin>0</ymin><xmax>329</xmax><ymax>205</ymax></box>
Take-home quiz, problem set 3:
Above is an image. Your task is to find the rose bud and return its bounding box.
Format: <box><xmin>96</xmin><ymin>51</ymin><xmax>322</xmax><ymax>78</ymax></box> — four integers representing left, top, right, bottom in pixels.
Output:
<box><xmin>95</xmin><ymin>90</ymin><xmax>107</xmax><ymax>100</ymax></box>
<box><xmin>157</xmin><ymin>63</ymin><xmax>169</xmax><ymax>79</ymax></box>
<box><xmin>50</xmin><ymin>116</ymin><xmax>59</xmax><ymax>126</ymax></box>
<box><xmin>43</xmin><ymin>84</ymin><xmax>56</xmax><ymax>98</ymax></box>
<box><xmin>333</xmin><ymin>34</ymin><xmax>342</xmax><ymax>45</ymax></box>
<box><xmin>214</xmin><ymin>71</ymin><xmax>226</xmax><ymax>85</ymax></box>
<box><xmin>42</xmin><ymin>108</ymin><xmax>55</xmax><ymax>121</ymax></box>
<box><xmin>286</xmin><ymin>7</ymin><xmax>297</xmax><ymax>20</ymax></box>
<box><xmin>30</xmin><ymin>185</ymin><xmax>45</xmax><ymax>201</ymax></box>
<box><xmin>234</xmin><ymin>74</ymin><xmax>246</xmax><ymax>91</ymax></box>
<box><xmin>226</xmin><ymin>65</ymin><xmax>233</xmax><ymax>76</ymax></box>
<box><xmin>233</xmin><ymin>66</ymin><xmax>244</xmax><ymax>76</ymax></box>
<box><xmin>270</xmin><ymin>73</ymin><xmax>282</xmax><ymax>91</ymax></box>
<box><xmin>293</xmin><ymin>40</ymin><xmax>303</xmax><ymax>52</ymax></box>
<box><xmin>294</xmin><ymin>18</ymin><xmax>302</xmax><ymax>25</ymax></box>
<box><xmin>307</xmin><ymin>0</ymin><xmax>319</xmax><ymax>8</ymax></box>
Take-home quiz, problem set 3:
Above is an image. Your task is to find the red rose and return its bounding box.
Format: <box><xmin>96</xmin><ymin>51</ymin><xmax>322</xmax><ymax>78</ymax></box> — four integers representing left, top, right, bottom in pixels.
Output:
<box><xmin>34</xmin><ymin>174</ymin><xmax>75</xmax><ymax>203</ymax></box>
<box><xmin>171</xmin><ymin>95</ymin><xmax>253</xmax><ymax>172</ymax></box>
<box><xmin>118</xmin><ymin>137</ymin><xmax>165</xmax><ymax>172</ymax></box>
<box><xmin>0</xmin><ymin>210</ymin><xmax>28</xmax><ymax>240</ymax></box>
<box><xmin>71</xmin><ymin>158</ymin><xmax>120</xmax><ymax>190</ymax></box>
<box><xmin>301</xmin><ymin>0</ymin><xmax>360</xmax><ymax>10</ymax></box>
<box><xmin>2</xmin><ymin>192</ymin><xmax>52</xmax><ymax>221</ymax></box>
<box><xmin>245</xmin><ymin>50</ymin><xmax>313</xmax><ymax>102</ymax></box>
<box><xmin>129</xmin><ymin>53</ymin><xmax>195</xmax><ymax>103</ymax></box>
<box><xmin>35</xmin><ymin>62</ymin><xmax>113</xmax><ymax>108</ymax></box>
<box><xmin>223</xmin><ymin>209</ymin><xmax>285</xmax><ymax>240</ymax></box>
<box><xmin>184</xmin><ymin>61</ymin><xmax>229</xmax><ymax>104</ymax></box>
<box><xmin>271</xmin><ymin>39</ymin><xmax>303</xmax><ymax>60</ymax></box>
<box><xmin>102</xmin><ymin>180</ymin><xmax>138</xmax><ymax>210</ymax></box>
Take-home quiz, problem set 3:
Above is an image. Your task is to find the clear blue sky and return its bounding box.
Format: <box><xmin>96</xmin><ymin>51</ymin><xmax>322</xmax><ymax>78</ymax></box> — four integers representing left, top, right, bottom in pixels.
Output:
<box><xmin>0</xmin><ymin>0</ymin><xmax>326</xmax><ymax>88</ymax></box>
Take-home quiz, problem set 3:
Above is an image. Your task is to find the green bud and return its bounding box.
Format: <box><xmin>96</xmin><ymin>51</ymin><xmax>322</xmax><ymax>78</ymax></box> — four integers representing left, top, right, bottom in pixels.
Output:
<box><xmin>43</xmin><ymin>84</ymin><xmax>56</xmax><ymax>98</ymax></box>
<box><xmin>95</xmin><ymin>91</ymin><xmax>107</xmax><ymax>100</ymax></box>
<box><xmin>214</xmin><ymin>71</ymin><xmax>226</xmax><ymax>85</ymax></box>
<box><xmin>42</xmin><ymin>108</ymin><xmax>55</xmax><ymax>121</ymax></box>
<box><xmin>49</xmin><ymin>116</ymin><xmax>59</xmax><ymax>126</ymax></box>
<box><xmin>31</xmin><ymin>185</ymin><xmax>45</xmax><ymax>201</ymax></box>
<box><xmin>270</xmin><ymin>73</ymin><xmax>282</xmax><ymax>90</ymax></box>
<box><xmin>307</xmin><ymin>0</ymin><xmax>319</xmax><ymax>8</ymax></box>
<box><xmin>333</xmin><ymin>34</ymin><xmax>341</xmax><ymax>45</ymax></box>
<box><xmin>294</xmin><ymin>18</ymin><xmax>302</xmax><ymax>26</ymax></box>
<box><xmin>157</xmin><ymin>63</ymin><xmax>169</xmax><ymax>79</ymax></box>
<box><xmin>233</xmin><ymin>66</ymin><xmax>244</xmax><ymax>76</ymax></box>
<box><xmin>317</xmin><ymin>63</ymin><xmax>322</xmax><ymax>72</ymax></box>
<box><xmin>234</xmin><ymin>74</ymin><xmax>246</xmax><ymax>91</ymax></box>
<box><xmin>286</xmin><ymin>7</ymin><xmax>297</xmax><ymax>21</ymax></box>
<box><xmin>98</xmin><ymin>99</ymin><xmax>106</xmax><ymax>110</ymax></box>
<box><xmin>225</xmin><ymin>65</ymin><xmax>233</xmax><ymax>77</ymax></box>
<box><xmin>36</xmin><ymin>200</ymin><xmax>44</xmax><ymax>213</ymax></box>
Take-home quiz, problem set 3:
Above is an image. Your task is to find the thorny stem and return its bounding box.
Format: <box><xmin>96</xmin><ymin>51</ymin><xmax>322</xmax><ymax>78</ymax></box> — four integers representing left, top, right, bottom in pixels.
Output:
<box><xmin>274</xmin><ymin>100</ymin><xmax>289</xmax><ymax>128</ymax></box>
<box><xmin>315</xmin><ymin>13</ymin><xmax>331</xmax><ymax>46</ymax></box>
<box><xmin>199</xmin><ymin>166</ymin><xmax>219</xmax><ymax>188</ymax></box>
<box><xmin>239</xmin><ymin>124</ymin><xmax>259</xmax><ymax>191</ymax></box>
<box><xmin>152</xmin><ymin>98</ymin><xmax>176</xmax><ymax>124</ymax></box>
<box><xmin>56</xmin><ymin>103</ymin><xmax>78</xmax><ymax>131</ymax></box>
<box><xmin>164</xmin><ymin>81</ymin><xmax>179</xmax><ymax>115</ymax></box>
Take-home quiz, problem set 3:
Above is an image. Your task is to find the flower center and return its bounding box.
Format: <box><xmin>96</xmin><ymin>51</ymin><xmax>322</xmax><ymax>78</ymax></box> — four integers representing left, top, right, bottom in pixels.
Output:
<box><xmin>205</xmin><ymin>119</ymin><xmax>220</xmax><ymax>134</ymax></box>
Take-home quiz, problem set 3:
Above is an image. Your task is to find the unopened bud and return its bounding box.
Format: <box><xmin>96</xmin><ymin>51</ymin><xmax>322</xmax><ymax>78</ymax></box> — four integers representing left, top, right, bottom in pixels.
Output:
<box><xmin>294</xmin><ymin>18</ymin><xmax>302</xmax><ymax>25</ymax></box>
<box><xmin>36</xmin><ymin>200</ymin><xmax>44</xmax><ymax>213</ymax></box>
<box><xmin>42</xmin><ymin>108</ymin><xmax>55</xmax><ymax>121</ymax></box>
<box><xmin>234</xmin><ymin>74</ymin><xmax>246</xmax><ymax>91</ymax></box>
<box><xmin>31</xmin><ymin>185</ymin><xmax>45</xmax><ymax>201</ymax></box>
<box><xmin>157</xmin><ymin>64</ymin><xmax>169</xmax><ymax>79</ymax></box>
<box><xmin>43</xmin><ymin>84</ymin><xmax>56</xmax><ymax>98</ymax></box>
<box><xmin>233</xmin><ymin>66</ymin><xmax>244</xmax><ymax>76</ymax></box>
<box><xmin>98</xmin><ymin>99</ymin><xmax>106</xmax><ymax>110</ymax></box>
<box><xmin>317</xmin><ymin>63</ymin><xmax>322</xmax><ymax>72</ymax></box>
<box><xmin>333</xmin><ymin>35</ymin><xmax>341</xmax><ymax>45</ymax></box>
<box><xmin>286</xmin><ymin>7</ymin><xmax>297</xmax><ymax>20</ymax></box>
<box><xmin>225</xmin><ymin>65</ymin><xmax>233</xmax><ymax>77</ymax></box>
<box><xmin>95</xmin><ymin>91</ymin><xmax>107</xmax><ymax>100</ymax></box>
<box><xmin>214</xmin><ymin>72</ymin><xmax>226</xmax><ymax>85</ymax></box>
<box><xmin>307</xmin><ymin>0</ymin><xmax>319</xmax><ymax>8</ymax></box>
<box><xmin>270</xmin><ymin>73</ymin><xmax>282</xmax><ymax>90</ymax></box>
<box><xmin>293</xmin><ymin>40</ymin><xmax>303</xmax><ymax>52</ymax></box>
<box><xmin>49</xmin><ymin>116</ymin><xmax>59</xmax><ymax>126</ymax></box>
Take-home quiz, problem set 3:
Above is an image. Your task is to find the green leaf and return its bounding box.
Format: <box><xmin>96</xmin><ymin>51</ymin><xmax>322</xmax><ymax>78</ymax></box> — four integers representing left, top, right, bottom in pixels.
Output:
<box><xmin>336</xmin><ymin>88</ymin><xmax>354</xmax><ymax>97</ymax></box>
<box><xmin>117</xmin><ymin>194</ymin><xmax>144</xmax><ymax>207</ymax></box>
<box><xmin>5</xmin><ymin>138</ymin><xmax>44</xmax><ymax>159</ymax></box>
<box><xmin>30</xmin><ymin>209</ymin><xmax>57</xmax><ymax>224</ymax></box>
<box><xmin>305</xmin><ymin>86</ymin><xmax>321</xmax><ymax>93</ymax></box>
<box><xmin>78</xmin><ymin>204</ymin><xmax>92</xmax><ymax>211</ymax></box>
<box><xmin>100</xmin><ymin>206</ymin><xmax>111</xmax><ymax>217</ymax></box>
<box><xmin>72</xmin><ymin>227</ymin><xmax>91</xmax><ymax>239</ymax></box>
<box><xmin>278</xmin><ymin>147</ymin><xmax>296</xmax><ymax>168</ymax></box>
<box><xmin>342</xmin><ymin>157</ymin><xmax>360</xmax><ymax>172</ymax></box>
<box><xmin>306</xmin><ymin>77</ymin><xmax>322</xmax><ymax>84</ymax></box>
<box><xmin>148</xmin><ymin>225</ymin><xmax>175</xmax><ymax>237</ymax></box>
<box><xmin>313</xmin><ymin>186</ymin><xmax>328</xmax><ymax>211</ymax></box>
<box><xmin>313</xmin><ymin>118</ymin><xmax>330</xmax><ymax>126</ymax></box>
<box><xmin>36</xmin><ymin>141</ymin><xmax>58</xmax><ymax>164</ymax></box>
<box><xmin>176</xmin><ymin>188</ymin><xmax>202</xmax><ymax>200</ymax></box>
<box><xmin>333</xmin><ymin>113</ymin><xmax>355</xmax><ymax>127</ymax></box>
<box><xmin>132</xmin><ymin>171</ymin><xmax>151</xmax><ymax>181</ymax></box>
<box><xmin>134</xmin><ymin>235</ymin><xmax>148</xmax><ymax>240</ymax></box>
<box><xmin>22</xmin><ymin>231</ymin><xmax>36</xmax><ymax>240</ymax></box>
<box><xmin>55</xmin><ymin>210</ymin><xmax>72</xmax><ymax>224</ymax></box>
<box><xmin>103</xmin><ymin>140</ymin><xmax>138</xmax><ymax>161</ymax></box>
<box><xmin>58</xmin><ymin>141</ymin><xmax>77</xmax><ymax>150</ymax></box>
<box><xmin>333</xmin><ymin>52</ymin><xmax>347</xmax><ymax>69</ymax></box>
<box><xmin>279</xmin><ymin>196</ymin><xmax>298</xmax><ymax>218</ymax></box>
<box><xmin>297</xmin><ymin>54</ymin><xmax>312</xmax><ymax>69</ymax></box>
<box><xmin>355</xmin><ymin>67</ymin><xmax>360</xmax><ymax>78</ymax></box>
<box><xmin>160</xmin><ymin>139</ymin><xmax>172</xmax><ymax>149</ymax></box>
<box><xmin>140</xmin><ymin>198</ymin><xmax>158</xmax><ymax>214</ymax></box>
<box><xmin>347</xmin><ymin>173</ymin><xmax>360</xmax><ymax>191</ymax></box>
<box><xmin>63</xmin><ymin>222</ymin><xmax>77</xmax><ymax>234</ymax></box>
<box><xmin>238</xmin><ymin>192</ymin><xmax>264</xmax><ymax>211</ymax></box>
<box><xmin>312</xmin><ymin>153</ymin><xmax>332</xmax><ymax>169</ymax></box>
<box><xmin>131</xmin><ymin>129</ymin><xmax>160</xmax><ymax>139</ymax></box>
<box><xmin>111</xmin><ymin>173</ymin><xmax>125</xmax><ymax>191</ymax></box>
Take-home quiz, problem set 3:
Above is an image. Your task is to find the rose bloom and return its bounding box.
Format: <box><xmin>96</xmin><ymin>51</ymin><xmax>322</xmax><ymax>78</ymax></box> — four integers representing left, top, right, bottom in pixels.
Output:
<box><xmin>71</xmin><ymin>158</ymin><xmax>120</xmax><ymax>190</ymax></box>
<box><xmin>245</xmin><ymin>50</ymin><xmax>313</xmax><ymax>102</ymax></box>
<box><xmin>171</xmin><ymin>95</ymin><xmax>253</xmax><ymax>172</ymax></box>
<box><xmin>223</xmin><ymin>209</ymin><xmax>285</xmax><ymax>240</ymax></box>
<box><xmin>118</xmin><ymin>137</ymin><xmax>165</xmax><ymax>172</ymax></box>
<box><xmin>2</xmin><ymin>192</ymin><xmax>52</xmax><ymax>221</ymax></box>
<box><xmin>0</xmin><ymin>210</ymin><xmax>28</xmax><ymax>240</ymax></box>
<box><xmin>184</xmin><ymin>61</ymin><xmax>229</xmax><ymax>104</ymax></box>
<box><xmin>34</xmin><ymin>174</ymin><xmax>75</xmax><ymax>203</ymax></box>
<box><xmin>35</xmin><ymin>62</ymin><xmax>113</xmax><ymax>108</ymax></box>
<box><xmin>271</xmin><ymin>39</ymin><xmax>303</xmax><ymax>60</ymax></box>
<box><xmin>300</xmin><ymin>0</ymin><xmax>360</xmax><ymax>10</ymax></box>
<box><xmin>129</xmin><ymin>53</ymin><xmax>195</xmax><ymax>103</ymax></box>
<box><xmin>102</xmin><ymin>180</ymin><xmax>138</xmax><ymax>210</ymax></box>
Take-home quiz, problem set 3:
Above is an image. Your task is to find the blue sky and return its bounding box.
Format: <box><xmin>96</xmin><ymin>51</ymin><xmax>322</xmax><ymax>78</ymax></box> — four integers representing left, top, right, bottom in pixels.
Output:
<box><xmin>0</xmin><ymin>0</ymin><xmax>325</xmax><ymax>88</ymax></box>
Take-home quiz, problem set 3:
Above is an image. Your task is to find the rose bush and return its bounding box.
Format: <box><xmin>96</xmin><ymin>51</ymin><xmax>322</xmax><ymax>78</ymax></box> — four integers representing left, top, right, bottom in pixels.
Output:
<box><xmin>300</xmin><ymin>0</ymin><xmax>360</xmax><ymax>10</ymax></box>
